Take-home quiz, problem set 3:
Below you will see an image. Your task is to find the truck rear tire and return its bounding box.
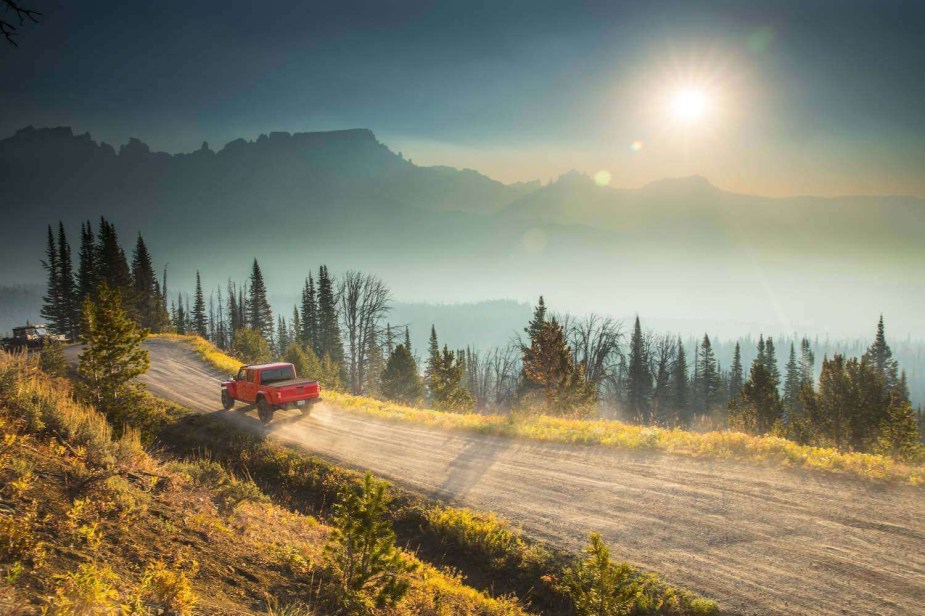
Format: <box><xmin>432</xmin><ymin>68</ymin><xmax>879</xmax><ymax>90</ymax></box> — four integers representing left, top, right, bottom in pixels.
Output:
<box><xmin>257</xmin><ymin>398</ymin><xmax>274</xmax><ymax>424</ymax></box>
<box><xmin>221</xmin><ymin>390</ymin><xmax>235</xmax><ymax>411</ymax></box>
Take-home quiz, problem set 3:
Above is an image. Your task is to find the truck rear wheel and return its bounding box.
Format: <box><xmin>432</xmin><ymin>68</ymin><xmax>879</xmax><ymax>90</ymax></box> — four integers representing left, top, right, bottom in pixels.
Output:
<box><xmin>221</xmin><ymin>390</ymin><xmax>235</xmax><ymax>411</ymax></box>
<box><xmin>257</xmin><ymin>398</ymin><xmax>274</xmax><ymax>424</ymax></box>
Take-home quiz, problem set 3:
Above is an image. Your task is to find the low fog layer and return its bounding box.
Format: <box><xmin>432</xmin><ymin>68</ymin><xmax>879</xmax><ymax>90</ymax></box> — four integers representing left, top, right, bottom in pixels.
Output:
<box><xmin>0</xmin><ymin>126</ymin><xmax>922</xmax><ymax>340</ymax></box>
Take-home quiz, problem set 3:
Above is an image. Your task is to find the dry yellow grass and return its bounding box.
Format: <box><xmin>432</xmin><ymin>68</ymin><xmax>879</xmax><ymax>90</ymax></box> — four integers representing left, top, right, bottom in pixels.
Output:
<box><xmin>156</xmin><ymin>335</ymin><xmax>925</xmax><ymax>485</ymax></box>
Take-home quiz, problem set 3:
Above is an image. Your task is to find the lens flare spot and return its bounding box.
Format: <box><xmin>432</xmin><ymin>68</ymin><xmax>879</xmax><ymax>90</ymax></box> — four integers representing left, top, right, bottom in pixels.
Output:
<box><xmin>630</xmin><ymin>140</ymin><xmax>644</xmax><ymax>152</ymax></box>
<box><xmin>522</xmin><ymin>228</ymin><xmax>547</xmax><ymax>253</ymax></box>
<box><xmin>593</xmin><ymin>170</ymin><xmax>612</xmax><ymax>186</ymax></box>
<box><xmin>747</xmin><ymin>26</ymin><xmax>775</xmax><ymax>54</ymax></box>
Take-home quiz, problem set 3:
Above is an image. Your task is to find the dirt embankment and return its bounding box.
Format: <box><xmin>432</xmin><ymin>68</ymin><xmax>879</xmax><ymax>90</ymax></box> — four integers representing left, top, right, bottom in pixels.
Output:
<box><xmin>66</xmin><ymin>339</ymin><xmax>925</xmax><ymax>615</ymax></box>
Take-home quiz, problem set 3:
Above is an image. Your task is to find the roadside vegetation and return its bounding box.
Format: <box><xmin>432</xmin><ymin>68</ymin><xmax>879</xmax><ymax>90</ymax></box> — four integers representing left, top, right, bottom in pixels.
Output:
<box><xmin>173</xmin><ymin>334</ymin><xmax>925</xmax><ymax>484</ymax></box>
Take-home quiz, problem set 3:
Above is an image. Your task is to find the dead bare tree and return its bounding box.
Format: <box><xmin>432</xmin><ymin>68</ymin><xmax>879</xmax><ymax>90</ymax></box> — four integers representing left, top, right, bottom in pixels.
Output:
<box><xmin>566</xmin><ymin>313</ymin><xmax>624</xmax><ymax>396</ymax></box>
<box><xmin>338</xmin><ymin>271</ymin><xmax>391</xmax><ymax>395</ymax></box>
<box><xmin>2</xmin><ymin>1</ymin><xmax>40</xmax><ymax>46</ymax></box>
<box><xmin>650</xmin><ymin>334</ymin><xmax>677</xmax><ymax>425</ymax></box>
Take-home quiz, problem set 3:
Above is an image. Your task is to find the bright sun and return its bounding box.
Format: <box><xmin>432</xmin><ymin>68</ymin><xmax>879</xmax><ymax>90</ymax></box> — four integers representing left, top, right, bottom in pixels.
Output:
<box><xmin>671</xmin><ymin>89</ymin><xmax>708</xmax><ymax>121</ymax></box>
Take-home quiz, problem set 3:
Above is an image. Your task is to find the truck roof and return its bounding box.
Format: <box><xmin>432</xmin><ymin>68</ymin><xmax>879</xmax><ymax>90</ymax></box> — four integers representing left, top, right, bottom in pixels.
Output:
<box><xmin>242</xmin><ymin>362</ymin><xmax>294</xmax><ymax>370</ymax></box>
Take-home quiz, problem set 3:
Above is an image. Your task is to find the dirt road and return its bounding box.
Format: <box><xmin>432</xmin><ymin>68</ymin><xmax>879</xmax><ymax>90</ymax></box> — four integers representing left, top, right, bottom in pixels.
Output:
<box><xmin>68</xmin><ymin>339</ymin><xmax>925</xmax><ymax>614</ymax></box>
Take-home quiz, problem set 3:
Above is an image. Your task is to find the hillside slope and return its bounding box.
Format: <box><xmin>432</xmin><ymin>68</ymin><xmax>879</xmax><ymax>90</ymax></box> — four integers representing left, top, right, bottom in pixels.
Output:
<box><xmin>72</xmin><ymin>338</ymin><xmax>925</xmax><ymax>616</ymax></box>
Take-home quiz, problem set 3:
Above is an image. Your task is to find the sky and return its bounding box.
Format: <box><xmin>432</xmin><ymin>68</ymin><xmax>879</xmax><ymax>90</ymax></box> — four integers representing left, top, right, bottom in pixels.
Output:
<box><xmin>2</xmin><ymin>0</ymin><xmax>925</xmax><ymax>197</ymax></box>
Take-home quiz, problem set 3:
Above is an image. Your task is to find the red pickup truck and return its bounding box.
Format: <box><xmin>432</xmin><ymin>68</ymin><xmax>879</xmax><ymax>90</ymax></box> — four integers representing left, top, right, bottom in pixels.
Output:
<box><xmin>221</xmin><ymin>362</ymin><xmax>322</xmax><ymax>423</ymax></box>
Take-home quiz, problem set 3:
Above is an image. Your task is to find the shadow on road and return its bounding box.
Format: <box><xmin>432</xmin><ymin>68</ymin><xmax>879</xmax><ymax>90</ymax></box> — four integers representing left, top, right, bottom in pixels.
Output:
<box><xmin>436</xmin><ymin>435</ymin><xmax>511</xmax><ymax>501</ymax></box>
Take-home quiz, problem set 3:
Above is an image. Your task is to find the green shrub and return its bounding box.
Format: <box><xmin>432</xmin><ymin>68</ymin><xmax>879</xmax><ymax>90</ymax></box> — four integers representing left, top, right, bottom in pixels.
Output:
<box><xmin>324</xmin><ymin>473</ymin><xmax>415</xmax><ymax>613</ymax></box>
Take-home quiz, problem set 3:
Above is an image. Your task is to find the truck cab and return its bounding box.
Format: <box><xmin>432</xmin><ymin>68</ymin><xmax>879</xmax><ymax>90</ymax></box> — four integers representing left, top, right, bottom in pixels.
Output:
<box><xmin>221</xmin><ymin>362</ymin><xmax>321</xmax><ymax>424</ymax></box>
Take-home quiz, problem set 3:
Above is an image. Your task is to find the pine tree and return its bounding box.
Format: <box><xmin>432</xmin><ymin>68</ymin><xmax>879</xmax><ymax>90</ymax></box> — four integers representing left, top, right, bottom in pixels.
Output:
<box><xmin>131</xmin><ymin>234</ymin><xmax>167</xmax><ymax>332</ymax></box>
<box><xmin>728</xmin><ymin>360</ymin><xmax>783</xmax><ymax>435</ymax></box>
<box><xmin>78</xmin><ymin>282</ymin><xmax>150</xmax><ymax>411</ymax></box>
<box><xmin>697</xmin><ymin>334</ymin><xmax>722</xmax><ymax>413</ymax></box>
<box><xmin>276</xmin><ymin>315</ymin><xmax>290</xmax><ymax>357</ymax></box>
<box><xmin>175</xmin><ymin>292</ymin><xmax>186</xmax><ymax>334</ymax></box>
<box><xmin>324</xmin><ymin>473</ymin><xmax>414</xmax><ymax>611</ymax></box>
<box><xmin>874</xmin><ymin>397</ymin><xmax>923</xmax><ymax>460</ymax></box>
<box><xmin>381</xmin><ymin>344</ymin><xmax>423</xmax><ymax>405</ymax></box>
<box><xmin>404</xmin><ymin>326</ymin><xmax>412</xmax><ymax>352</ymax></box>
<box><xmin>799</xmin><ymin>338</ymin><xmax>815</xmax><ymax>385</ymax></box>
<box><xmin>56</xmin><ymin>222</ymin><xmax>78</xmax><ymax>339</ymax></box>
<box><xmin>192</xmin><ymin>271</ymin><xmax>208</xmax><ymax>338</ymax></box>
<box><xmin>95</xmin><ymin>218</ymin><xmax>132</xmax><ymax>293</ymax></box>
<box><xmin>214</xmin><ymin>286</ymin><xmax>228</xmax><ymax>349</ymax></box>
<box><xmin>316</xmin><ymin>265</ymin><xmax>344</xmax><ymax>366</ymax></box>
<box><xmin>40</xmin><ymin>226</ymin><xmax>62</xmax><ymax>334</ymax></box>
<box><xmin>521</xmin><ymin>319</ymin><xmax>593</xmax><ymax>415</ymax></box>
<box><xmin>77</xmin><ymin>220</ymin><xmax>98</xmax><ymax>303</ymax></box>
<box><xmin>764</xmin><ymin>337</ymin><xmax>781</xmax><ymax>391</ymax></box>
<box><xmin>430</xmin><ymin>345</ymin><xmax>475</xmax><ymax>411</ymax></box>
<box><xmin>300</xmin><ymin>274</ymin><xmax>318</xmax><ymax>352</ymax></box>
<box><xmin>291</xmin><ymin>306</ymin><xmax>301</xmax><ymax>351</ymax></box>
<box><xmin>671</xmin><ymin>338</ymin><xmax>691</xmax><ymax>426</ymax></box>
<box><xmin>246</xmin><ymin>259</ymin><xmax>274</xmax><ymax>341</ymax></box>
<box><xmin>782</xmin><ymin>343</ymin><xmax>801</xmax><ymax>421</ymax></box>
<box><xmin>425</xmin><ymin>325</ymin><xmax>441</xmax><ymax>401</ymax></box>
<box><xmin>862</xmin><ymin>315</ymin><xmax>900</xmax><ymax>392</ymax></box>
<box><xmin>625</xmin><ymin>317</ymin><xmax>652</xmax><ymax>422</ymax></box>
<box><xmin>525</xmin><ymin>296</ymin><xmax>547</xmax><ymax>340</ymax></box>
<box><xmin>729</xmin><ymin>342</ymin><xmax>744</xmax><ymax>401</ymax></box>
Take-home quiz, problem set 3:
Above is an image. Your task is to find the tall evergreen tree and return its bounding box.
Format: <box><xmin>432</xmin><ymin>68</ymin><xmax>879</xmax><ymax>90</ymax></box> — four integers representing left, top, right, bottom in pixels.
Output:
<box><xmin>247</xmin><ymin>259</ymin><xmax>274</xmax><ymax>340</ymax></box>
<box><xmin>175</xmin><ymin>292</ymin><xmax>186</xmax><ymax>334</ymax></box>
<box><xmin>381</xmin><ymin>344</ymin><xmax>423</xmax><ymax>405</ymax></box>
<box><xmin>799</xmin><ymin>337</ymin><xmax>815</xmax><ymax>385</ymax></box>
<box><xmin>316</xmin><ymin>265</ymin><xmax>344</xmax><ymax>366</ymax></box>
<box><xmin>521</xmin><ymin>318</ymin><xmax>593</xmax><ymax>415</ymax></box>
<box><xmin>728</xmin><ymin>360</ymin><xmax>783</xmax><ymax>435</ymax></box>
<box><xmin>764</xmin><ymin>337</ymin><xmax>781</xmax><ymax>390</ymax></box>
<box><xmin>782</xmin><ymin>343</ymin><xmax>802</xmax><ymax>421</ymax></box>
<box><xmin>525</xmin><ymin>296</ymin><xmax>547</xmax><ymax>340</ymax></box>
<box><xmin>404</xmin><ymin>326</ymin><xmax>412</xmax><ymax>352</ymax></box>
<box><xmin>291</xmin><ymin>305</ymin><xmax>301</xmax><ymax>351</ymax></box>
<box><xmin>425</xmin><ymin>325</ymin><xmax>440</xmax><ymax>399</ymax></box>
<box><xmin>40</xmin><ymin>225</ymin><xmax>63</xmax><ymax>333</ymax></box>
<box><xmin>728</xmin><ymin>342</ymin><xmax>744</xmax><ymax>401</ymax></box>
<box><xmin>671</xmin><ymin>338</ymin><xmax>691</xmax><ymax>426</ymax></box>
<box><xmin>192</xmin><ymin>271</ymin><xmax>208</xmax><ymax>338</ymax></box>
<box><xmin>95</xmin><ymin>218</ymin><xmax>132</xmax><ymax>293</ymax></box>
<box><xmin>624</xmin><ymin>316</ymin><xmax>652</xmax><ymax>422</ymax></box>
<box><xmin>56</xmin><ymin>222</ymin><xmax>78</xmax><ymax>338</ymax></box>
<box><xmin>697</xmin><ymin>334</ymin><xmax>722</xmax><ymax>413</ymax></box>
<box><xmin>77</xmin><ymin>220</ymin><xmax>98</xmax><ymax>303</ymax></box>
<box><xmin>862</xmin><ymin>315</ymin><xmax>900</xmax><ymax>392</ymax></box>
<box><xmin>276</xmin><ymin>315</ymin><xmax>290</xmax><ymax>357</ymax></box>
<box><xmin>130</xmin><ymin>234</ymin><xmax>167</xmax><ymax>332</ymax></box>
<box><xmin>300</xmin><ymin>274</ymin><xmax>319</xmax><ymax>351</ymax></box>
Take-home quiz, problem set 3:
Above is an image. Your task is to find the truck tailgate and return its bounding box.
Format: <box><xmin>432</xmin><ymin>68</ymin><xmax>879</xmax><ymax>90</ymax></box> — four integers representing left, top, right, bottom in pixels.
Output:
<box><xmin>272</xmin><ymin>380</ymin><xmax>321</xmax><ymax>403</ymax></box>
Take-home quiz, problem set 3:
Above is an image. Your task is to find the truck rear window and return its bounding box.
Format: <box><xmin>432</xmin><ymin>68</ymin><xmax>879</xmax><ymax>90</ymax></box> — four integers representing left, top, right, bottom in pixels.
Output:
<box><xmin>260</xmin><ymin>366</ymin><xmax>296</xmax><ymax>384</ymax></box>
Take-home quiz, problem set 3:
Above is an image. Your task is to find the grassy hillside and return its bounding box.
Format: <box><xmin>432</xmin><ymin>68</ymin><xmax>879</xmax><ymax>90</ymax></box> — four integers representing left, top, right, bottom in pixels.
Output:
<box><xmin>0</xmin><ymin>352</ymin><xmax>531</xmax><ymax>614</ymax></box>
<box><xmin>170</xmin><ymin>335</ymin><xmax>925</xmax><ymax>485</ymax></box>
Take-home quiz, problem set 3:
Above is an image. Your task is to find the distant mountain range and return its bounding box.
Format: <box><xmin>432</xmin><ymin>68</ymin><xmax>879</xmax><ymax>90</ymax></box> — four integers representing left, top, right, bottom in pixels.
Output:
<box><xmin>1</xmin><ymin>126</ymin><xmax>923</xmax><ymax>338</ymax></box>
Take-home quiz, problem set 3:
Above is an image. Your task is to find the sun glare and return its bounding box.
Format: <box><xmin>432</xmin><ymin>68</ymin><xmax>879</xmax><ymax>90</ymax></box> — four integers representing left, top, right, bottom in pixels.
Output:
<box><xmin>671</xmin><ymin>89</ymin><xmax>708</xmax><ymax>121</ymax></box>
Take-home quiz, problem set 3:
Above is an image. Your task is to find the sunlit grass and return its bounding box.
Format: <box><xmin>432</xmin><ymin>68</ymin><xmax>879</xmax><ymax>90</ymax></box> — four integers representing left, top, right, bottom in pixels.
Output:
<box><xmin>159</xmin><ymin>335</ymin><xmax>925</xmax><ymax>485</ymax></box>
